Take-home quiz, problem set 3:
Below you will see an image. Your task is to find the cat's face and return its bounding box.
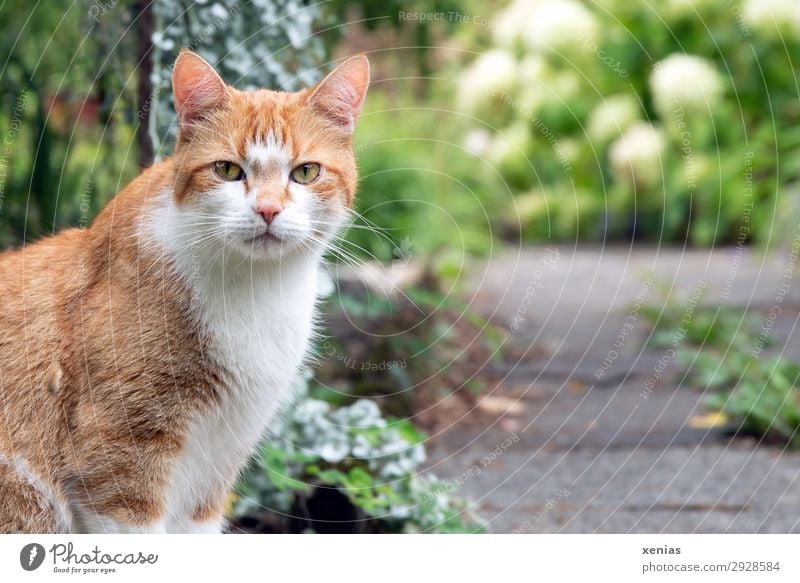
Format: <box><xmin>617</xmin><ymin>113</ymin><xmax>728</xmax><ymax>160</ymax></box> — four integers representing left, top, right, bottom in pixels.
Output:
<box><xmin>168</xmin><ymin>51</ymin><xmax>369</xmax><ymax>262</ymax></box>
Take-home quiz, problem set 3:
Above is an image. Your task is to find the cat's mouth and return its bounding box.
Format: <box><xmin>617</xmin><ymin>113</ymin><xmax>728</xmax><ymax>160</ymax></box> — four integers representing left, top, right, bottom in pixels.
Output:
<box><xmin>247</xmin><ymin>230</ymin><xmax>284</xmax><ymax>246</ymax></box>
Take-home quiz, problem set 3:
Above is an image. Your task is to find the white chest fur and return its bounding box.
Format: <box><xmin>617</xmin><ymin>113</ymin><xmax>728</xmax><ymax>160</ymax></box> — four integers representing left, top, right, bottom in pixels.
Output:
<box><xmin>163</xmin><ymin>259</ymin><xmax>319</xmax><ymax>532</ymax></box>
<box><xmin>141</xmin><ymin>164</ymin><xmax>338</xmax><ymax>533</ymax></box>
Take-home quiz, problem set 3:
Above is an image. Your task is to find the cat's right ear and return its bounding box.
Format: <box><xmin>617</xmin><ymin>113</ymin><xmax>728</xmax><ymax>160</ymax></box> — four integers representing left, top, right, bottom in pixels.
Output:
<box><xmin>172</xmin><ymin>50</ymin><xmax>230</xmax><ymax>139</ymax></box>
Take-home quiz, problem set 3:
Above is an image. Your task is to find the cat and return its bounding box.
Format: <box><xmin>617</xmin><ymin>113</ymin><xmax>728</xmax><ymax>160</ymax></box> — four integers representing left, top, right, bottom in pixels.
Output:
<box><xmin>0</xmin><ymin>49</ymin><xmax>369</xmax><ymax>533</ymax></box>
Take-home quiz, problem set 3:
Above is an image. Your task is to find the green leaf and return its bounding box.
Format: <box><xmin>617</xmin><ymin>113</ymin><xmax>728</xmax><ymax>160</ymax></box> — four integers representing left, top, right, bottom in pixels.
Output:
<box><xmin>390</xmin><ymin>418</ymin><xmax>427</xmax><ymax>445</ymax></box>
<box><xmin>347</xmin><ymin>467</ymin><xmax>373</xmax><ymax>489</ymax></box>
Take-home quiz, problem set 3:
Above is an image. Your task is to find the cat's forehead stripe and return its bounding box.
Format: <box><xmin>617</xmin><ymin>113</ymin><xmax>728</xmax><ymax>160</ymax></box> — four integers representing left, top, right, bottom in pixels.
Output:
<box><xmin>246</xmin><ymin>130</ymin><xmax>290</xmax><ymax>176</ymax></box>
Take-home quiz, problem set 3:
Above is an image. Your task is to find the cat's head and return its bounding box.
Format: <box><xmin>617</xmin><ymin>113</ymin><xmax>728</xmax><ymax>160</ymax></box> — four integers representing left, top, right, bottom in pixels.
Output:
<box><xmin>167</xmin><ymin>50</ymin><xmax>369</xmax><ymax>262</ymax></box>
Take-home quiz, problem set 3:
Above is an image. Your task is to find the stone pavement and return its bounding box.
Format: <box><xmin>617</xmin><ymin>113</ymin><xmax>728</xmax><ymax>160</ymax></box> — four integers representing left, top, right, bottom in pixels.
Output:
<box><xmin>424</xmin><ymin>246</ymin><xmax>800</xmax><ymax>533</ymax></box>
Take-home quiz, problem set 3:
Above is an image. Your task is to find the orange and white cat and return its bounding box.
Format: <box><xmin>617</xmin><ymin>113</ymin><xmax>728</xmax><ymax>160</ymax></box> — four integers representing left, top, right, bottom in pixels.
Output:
<box><xmin>0</xmin><ymin>50</ymin><xmax>369</xmax><ymax>533</ymax></box>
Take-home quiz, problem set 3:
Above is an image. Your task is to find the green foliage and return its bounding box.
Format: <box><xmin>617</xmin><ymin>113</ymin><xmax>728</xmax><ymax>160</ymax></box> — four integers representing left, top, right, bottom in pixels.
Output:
<box><xmin>0</xmin><ymin>1</ymin><xmax>140</xmax><ymax>247</ymax></box>
<box><xmin>705</xmin><ymin>358</ymin><xmax>800</xmax><ymax>446</ymax></box>
<box><xmin>642</xmin><ymin>299</ymin><xmax>766</xmax><ymax>350</ymax></box>
<box><xmin>346</xmin><ymin>90</ymin><xmax>503</xmax><ymax>264</ymax></box>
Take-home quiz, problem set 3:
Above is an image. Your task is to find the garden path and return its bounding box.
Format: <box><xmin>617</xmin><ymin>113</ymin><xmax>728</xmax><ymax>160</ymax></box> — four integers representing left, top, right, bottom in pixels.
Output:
<box><xmin>425</xmin><ymin>246</ymin><xmax>800</xmax><ymax>532</ymax></box>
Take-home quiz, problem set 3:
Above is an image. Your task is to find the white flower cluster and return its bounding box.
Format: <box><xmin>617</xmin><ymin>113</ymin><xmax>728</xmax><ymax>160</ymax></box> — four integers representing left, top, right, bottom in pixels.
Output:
<box><xmin>459</xmin><ymin>2</ymin><xmax>740</xmax><ymax>205</ymax></box>
<box><xmin>285</xmin><ymin>397</ymin><xmax>426</xmax><ymax>479</ymax></box>
<box><xmin>523</xmin><ymin>0</ymin><xmax>600</xmax><ymax>54</ymax></box>
<box><xmin>650</xmin><ymin>54</ymin><xmax>724</xmax><ymax>115</ymax></box>
<box><xmin>609</xmin><ymin>123</ymin><xmax>666</xmax><ymax>190</ymax></box>
<box><xmin>743</xmin><ymin>0</ymin><xmax>800</xmax><ymax>40</ymax></box>
<box><xmin>456</xmin><ymin>49</ymin><xmax>518</xmax><ymax>114</ymax></box>
<box><xmin>587</xmin><ymin>95</ymin><xmax>641</xmax><ymax>145</ymax></box>
<box><xmin>459</xmin><ymin>0</ymin><xmax>602</xmax><ymax>116</ymax></box>
<box><xmin>463</xmin><ymin>129</ymin><xmax>492</xmax><ymax>156</ymax></box>
<box><xmin>493</xmin><ymin>0</ymin><xmax>542</xmax><ymax>47</ymax></box>
<box><xmin>488</xmin><ymin>122</ymin><xmax>534</xmax><ymax>174</ymax></box>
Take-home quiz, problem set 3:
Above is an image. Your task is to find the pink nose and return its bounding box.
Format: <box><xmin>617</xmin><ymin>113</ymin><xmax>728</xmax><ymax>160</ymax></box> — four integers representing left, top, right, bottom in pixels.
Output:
<box><xmin>255</xmin><ymin>201</ymin><xmax>282</xmax><ymax>224</ymax></box>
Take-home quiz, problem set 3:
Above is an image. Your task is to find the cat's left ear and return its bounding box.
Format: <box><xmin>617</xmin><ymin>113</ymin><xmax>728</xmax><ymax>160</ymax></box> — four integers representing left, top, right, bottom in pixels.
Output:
<box><xmin>308</xmin><ymin>55</ymin><xmax>370</xmax><ymax>134</ymax></box>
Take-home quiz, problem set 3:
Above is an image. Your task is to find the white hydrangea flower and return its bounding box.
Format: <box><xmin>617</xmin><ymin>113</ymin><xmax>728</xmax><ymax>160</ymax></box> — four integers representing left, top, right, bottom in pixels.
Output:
<box><xmin>650</xmin><ymin>54</ymin><xmax>724</xmax><ymax>115</ymax></box>
<box><xmin>523</xmin><ymin>0</ymin><xmax>600</xmax><ymax>54</ymax></box>
<box><xmin>516</xmin><ymin>86</ymin><xmax>545</xmax><ymax>119</ymax></box>
<box><xmin>586</xmin><ymin>95</ymin><xmax>641</xmax><ymax>145</ymax></box>
<box><xmin>457</xmin><ymin>49</ymin><xmax>518</xmax><ymax>113</ymax></box>
<box><xmin>742</xmin><ymin>0</ymin><xmax>800</xmax><ymax>39</ymax></box>
<box><xmin>559</xmin><ymin>138</ymin><xmax>582</xmax><ymax>166</ymax></box>
<box><xmin>463</xmin><ymin>129</ymin><xmax>492</xmax><ymax>157</ymax></box>
<box><xmin>515</xmin><ymin>54</ymin><xmax>549</xmax><ymax>115</ymax></box>
<box><xmin>609</xmin><ymin>123</ymin><xmax>666</xmax><ymax>189</ymax></box>
<box><xmin>680</xmin><ymin>153</ymin><xmax>713</xmax><ymax>190</ymax></box>
<box><xmin>493</xmin><ymin>0</ymin><xmax>543</xmax><ymax>48</ymax></box>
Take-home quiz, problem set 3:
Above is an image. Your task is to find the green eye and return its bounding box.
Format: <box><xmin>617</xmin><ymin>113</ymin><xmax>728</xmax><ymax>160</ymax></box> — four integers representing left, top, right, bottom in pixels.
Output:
<box><xmin>214</xmin><ymin>161</ymin><xmax>245</xmax><ymax>181</ymax></box>
<box><xmin>290</xmin><ymin>163</ymin><xmax>321</xmax><ymax>184</ymax></box>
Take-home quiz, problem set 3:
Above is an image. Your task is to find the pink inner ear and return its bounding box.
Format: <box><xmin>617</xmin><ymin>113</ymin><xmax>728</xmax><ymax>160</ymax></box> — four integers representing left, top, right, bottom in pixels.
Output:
<box><xmin>172</xmin><ymin>52</ymin><xmax>229</xmax><ymax>125</ymax></box>
<box><xmin>311</xmin><ymin>56</ymin><xmax>370</xmax><ymax>131</ymax></box>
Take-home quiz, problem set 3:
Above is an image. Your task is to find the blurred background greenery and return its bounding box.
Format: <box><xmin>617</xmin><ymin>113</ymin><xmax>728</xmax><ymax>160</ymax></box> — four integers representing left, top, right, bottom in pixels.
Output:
<box><xmin>1</xmin><ymin>0</ymin><xmax>799</xmax><ymax>532</ymax></box>
<box><xmin>2</xmin><ymin>0</ymin><xmax>799</xmax><ymax>254</ymax></box>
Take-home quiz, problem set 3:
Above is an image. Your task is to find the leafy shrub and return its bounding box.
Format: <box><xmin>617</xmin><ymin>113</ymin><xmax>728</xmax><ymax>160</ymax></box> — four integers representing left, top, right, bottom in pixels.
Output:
<box><xmin>705</xmin><ymin>357</ymin><xmax>800</xmax><ymax>446</ymax></box>
<box><xmin>642</xmin><ymin>298</ymin><xmax>767</xmax><ymax>350</ymax></box>
<box><xmin>234</xmin><ymin>374</ymin><xmax>483</xmax><ymax>533</ymax></box>
<box><xmin>642</xmin><ymin>289</ymin><xmax>800</xmax><ymax>445</ymax></box>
